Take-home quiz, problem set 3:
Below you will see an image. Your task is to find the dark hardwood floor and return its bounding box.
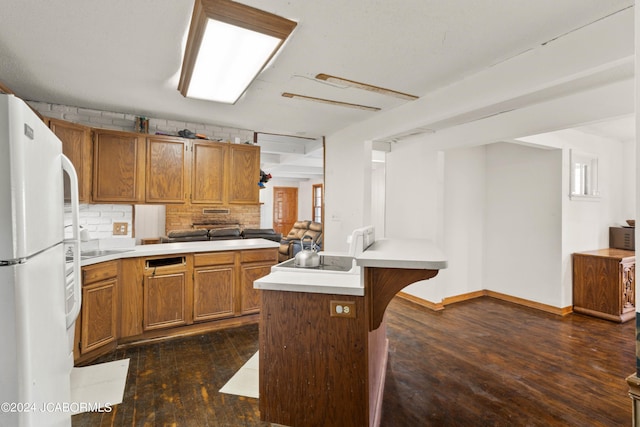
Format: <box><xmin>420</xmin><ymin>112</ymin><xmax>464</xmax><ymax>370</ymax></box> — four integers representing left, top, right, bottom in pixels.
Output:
<box><xmin>72</xmin><ymin>297</ymin><xmax>635</xmax><ymax>427</ymax></box>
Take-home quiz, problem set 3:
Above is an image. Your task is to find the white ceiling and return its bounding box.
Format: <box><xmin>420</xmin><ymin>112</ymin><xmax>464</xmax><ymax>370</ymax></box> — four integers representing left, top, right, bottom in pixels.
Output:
<box><xmin>0</xmin><ymin>0</ymin><xmax>634</xmax><ymax>178</ymax></box>
<box><xmin>572</xmin><ymin>115</ymin><xmax>635</xmax><ymax>144</ymax></box>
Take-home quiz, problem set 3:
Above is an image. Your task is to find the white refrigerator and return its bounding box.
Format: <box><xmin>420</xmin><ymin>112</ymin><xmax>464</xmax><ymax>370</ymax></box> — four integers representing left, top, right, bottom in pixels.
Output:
<box><xmin>0</xmin><ymin>94</ymin><xmax>81</xmax><ymax>427</ymax></box>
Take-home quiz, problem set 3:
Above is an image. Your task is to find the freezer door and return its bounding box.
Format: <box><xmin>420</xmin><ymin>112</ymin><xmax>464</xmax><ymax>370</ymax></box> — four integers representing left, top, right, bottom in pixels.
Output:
<box><xmin>0</xmin><ymin>244</ymin><xmax>72</xmax><ymax>427</ymax></box>
<box><xmin>0</xmin><ymin>94</ymin><xmax>64</xmax><ymax>261</ymax></box>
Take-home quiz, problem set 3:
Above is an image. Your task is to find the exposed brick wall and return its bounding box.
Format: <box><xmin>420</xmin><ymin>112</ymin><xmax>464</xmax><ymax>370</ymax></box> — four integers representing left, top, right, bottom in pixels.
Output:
<box><xmin>165</xmin><ymin>203</ymin><xmax>260</xmax><ymax>233</ymax></box>
<box><xmin>27</xmin><ymin>100</ymin><xmax>254</xmax><ymax>142</ymax></box>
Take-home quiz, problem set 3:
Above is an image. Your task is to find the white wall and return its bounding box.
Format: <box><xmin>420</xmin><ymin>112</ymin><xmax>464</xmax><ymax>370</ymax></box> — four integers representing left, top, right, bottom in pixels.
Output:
<box><xmin>380</xmin><ymin>129</ymin><xmax>627</xmax><ymax>309</ymax></box>
<box><xmin>519</xmin><ymin>129</ymin><xmax>628</xmax><ymax>307</ymax></box>
<box><xmin>298</xmin><ymin>178</ymin><xmax>324</xmax><ymax>221</ymax></box>
<box><xmin>387</xmin><ymin>144</ymin><xmax>488</xmax><ymax>302</ymax></box>
<box><xmin>324</xmin><ymin>136</ymin><xmax>370</xmax><ymax>251</ymax></box>
<box><xmin>436</xmin><ymin>146</ymin><xmax>487</xmax><ymax>300</ymax></box>
<box><xmin>371</xmin><ymin>161</ymin><xmax>386</xmax><ymax>238</ymax></box>
<box><xmin>483</xmin><ymin>143</ymin><xmax>563</xmax><ymax>306</ymax></box>
<box><xmin>324</xmin><ymin>6</ymin><xmax>632</xmax><ymax>255</ymax></box>
<box><xmin>385</xmin><ymin>144</ymin><xmax>443</xmax><ymax>240</ymax></box>
<box><xmin>623</xmin><ymin>140</ymin><xmax>636</xmax><ymax>220</ymax></box>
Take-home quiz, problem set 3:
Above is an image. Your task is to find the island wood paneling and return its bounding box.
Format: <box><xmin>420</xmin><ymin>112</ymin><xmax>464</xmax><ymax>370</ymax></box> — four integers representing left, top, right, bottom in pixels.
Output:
<box><xmin>259</xmin><ymin>290</ymin><xmax>369</xmax><ymax>426</ymax></box>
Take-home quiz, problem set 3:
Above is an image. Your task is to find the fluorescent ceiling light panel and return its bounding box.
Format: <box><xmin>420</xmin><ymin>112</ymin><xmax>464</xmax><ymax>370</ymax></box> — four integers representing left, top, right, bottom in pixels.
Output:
<box><xmin>179</xmin><ymin>0</ymin><xmax>296</xmax><ymax>104</ymax></box>
<box><xmin>315</xmin><ymin>73</ymin><xmax>419</xmax><ymax>101</ymax></box>
<box><xmin>188</xmin><ymin>21</ymin><xmax>279</xmax><ymax>103</ymax></box>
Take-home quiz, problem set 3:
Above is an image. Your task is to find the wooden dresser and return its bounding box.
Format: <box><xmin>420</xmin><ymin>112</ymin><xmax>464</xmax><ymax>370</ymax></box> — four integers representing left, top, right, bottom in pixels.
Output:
<box><xmin>572</xmin><ymin>248</ymin><xmax>635</xmax><ymax>323</ymax></box>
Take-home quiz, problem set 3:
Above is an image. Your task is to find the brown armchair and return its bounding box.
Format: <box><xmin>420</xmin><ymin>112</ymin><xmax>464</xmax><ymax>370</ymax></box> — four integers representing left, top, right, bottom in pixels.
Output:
<box><xmin>278</xmin><ymin>221</ymin><xmax>323</xmax><ymax>262</ymax></box>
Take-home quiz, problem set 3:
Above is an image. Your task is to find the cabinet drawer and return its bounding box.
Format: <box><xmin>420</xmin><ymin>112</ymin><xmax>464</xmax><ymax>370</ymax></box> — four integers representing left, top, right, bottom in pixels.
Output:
<box><xmin>241</xmin><ymin>248</ymin><xmax>277</xmax><ymax>264</ymax></box>
<box><xmin>194</xmin><ymin>252</ymin><xmax>236</xmax><ymax>267</ymax></box>
<box><xmin>82</xmin><ymin>261</ymin><xmax>118</xmax><ymax>285</ymax></box>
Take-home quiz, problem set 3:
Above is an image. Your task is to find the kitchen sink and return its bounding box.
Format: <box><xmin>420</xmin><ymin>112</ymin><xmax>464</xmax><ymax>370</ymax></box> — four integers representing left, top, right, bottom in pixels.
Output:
<box><xmin>80</xmin><ymin>249</ymin><xmax>133</xmax><ymax>259</ymax></box>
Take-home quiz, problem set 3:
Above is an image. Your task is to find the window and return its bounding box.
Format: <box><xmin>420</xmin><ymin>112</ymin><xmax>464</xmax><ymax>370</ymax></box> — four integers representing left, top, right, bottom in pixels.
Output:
<box><xmin>312</xmin><ymin>184</ymin><xmax>323</xmax><ymax>223</ymax></box>
<box><xmin>569</xmin><ymin>150</ymin><xmax>599</xmax><ymax>200</ymax></box>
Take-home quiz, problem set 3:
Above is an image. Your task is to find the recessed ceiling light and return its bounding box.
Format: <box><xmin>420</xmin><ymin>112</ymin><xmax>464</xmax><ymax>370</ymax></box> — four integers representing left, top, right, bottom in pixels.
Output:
<box><xmin>178</xmin><ymin>0</ymin><xmax>297</xmax><ymax>104</ymax></box>
<box><xmin>282</xmin><ymin>93</ymin><xmax>381</xmax><ymax>112</ymax></box>
<box><xmin>315</xmin><ymin>73</ymin><xmax>419</xmax><ymax>101</ymax></box>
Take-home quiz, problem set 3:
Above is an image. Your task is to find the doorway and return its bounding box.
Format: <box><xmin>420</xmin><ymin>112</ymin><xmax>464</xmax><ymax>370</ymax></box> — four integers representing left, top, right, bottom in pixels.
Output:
<box><xmin>273</xmin><ymin>186</ymin><xmax>298</xmax><ymax>235</ymax></box>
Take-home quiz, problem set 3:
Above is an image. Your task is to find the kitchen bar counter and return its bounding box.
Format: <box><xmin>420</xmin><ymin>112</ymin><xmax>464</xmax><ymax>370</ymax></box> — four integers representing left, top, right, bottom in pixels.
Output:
<box><xmin>254</xmin><ymin>239</ymin><xmax>447</xmax><ymax>296</ymax></box>
<box><xmin>255</xmin><ymin>269</ymin><xmax>363</xmax><ymax>295</ymax></box>
<box><xmin>258</xmin><ymin>238</ymin><xmax>447</xmax><ymax>427</ymax></box>
<box><xmin>355</xmin><ymin>238</ymin><xmax>448</xmax><ymax>269</ymax></box>
<box><xmin>80</xmin><ymin>238</ymin><xmax>279</xmax><ymax>266</ymax></box>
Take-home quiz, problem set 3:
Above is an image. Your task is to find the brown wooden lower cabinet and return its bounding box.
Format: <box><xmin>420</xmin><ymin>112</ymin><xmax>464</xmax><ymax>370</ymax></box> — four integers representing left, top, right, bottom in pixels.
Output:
<box><xmin>75</xmin><ymin>261</ymin><xmax>119</xmax><ymax>363</ymax></box>
<box><xmin>89</xmin><ymin>248</ymin><xmax>278</xmax><ymax>358</ymax></box>
<box><xmin>239</xmin><ymin>249</ymin><xmax>277</xmax><ymax>315</ymax></box>
<box><xmin>193</xmin><ymin>252</ymin><xmax>236</xmax><ymax>321</ymax></box>
<box><xmin>143</xmin><ymin>271</ymin><xmax>189</xmax><ymax>330</ymax></box>
<box><xmin>572</xmin><ymin>248</ymin><xmax>635</xmax><ymax>323</ymax></box>
<box><xmin>73</xmin><ymin>248</ymin><xmax>278</xmax><ymax>365</ymax></box>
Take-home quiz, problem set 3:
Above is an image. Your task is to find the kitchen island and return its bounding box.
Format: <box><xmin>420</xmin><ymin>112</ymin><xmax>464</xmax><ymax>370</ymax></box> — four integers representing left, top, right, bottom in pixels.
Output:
<box><xmin>255</xmin><ymin>238</ymin><xmax>447</xmax><ymax>427</ymax></box>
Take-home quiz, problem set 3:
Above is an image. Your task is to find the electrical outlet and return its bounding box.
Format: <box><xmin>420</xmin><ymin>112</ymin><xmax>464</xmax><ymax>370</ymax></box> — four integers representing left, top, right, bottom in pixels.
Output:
<box><xmin>330</xmin><ymin>300</ymin><xmax>356</xmax><ymax>318</ymax></box>
<box><xmin>112</xmin><ymin>222</ymin><xmax>128</xmax><ymax>235</ymax></box>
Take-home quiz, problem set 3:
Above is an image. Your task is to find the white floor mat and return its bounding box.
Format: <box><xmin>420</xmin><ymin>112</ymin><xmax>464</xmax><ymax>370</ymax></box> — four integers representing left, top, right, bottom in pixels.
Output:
<box><xmin>219</xmin><ymin>351</ymin><xmax>259</xmax><ymax>399</ymax></box>
<box><xmin>70</xmin><ymin>359</ymin><xmax>130</xmax><ymax>414</ymax></box>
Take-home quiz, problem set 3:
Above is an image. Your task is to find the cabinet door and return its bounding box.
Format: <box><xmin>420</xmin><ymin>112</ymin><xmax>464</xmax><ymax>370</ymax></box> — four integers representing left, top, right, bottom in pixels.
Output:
<box><xmin>193</xmin><ymin>266</ymin><xmax>235</xmax><ymax>321</ymax></box>
<box><xmin>80</xmin><ymin>278</ymin><xmax>117</xmax><ymax>354</ymax></box>
<box><xmin>49</xmin><ymin>119</ymin><xmax>92</xmax><ymax>203</ymax></box>
<box><xmin>228</xmin><ymin>144</ymin><xmax>259</xmax><ymax>204</ymax></box>
<box><xmin>240</xmin><ymin>264</ymin><xmax>271</xmax><ymax>315</ymax></box>
<box><xmin>192</xmin><ymin>141</ymin><xmax>226</xmax><ymax>204</ymax></box>
<box><xmin>93</xmin><ymin>130</ymin><xmax>145</xmax><ymax>203</ymax></box>
<box><xmin>146</xmin><ymin>137</ymin><xmax>189</xmax><ymax>203</ymax></box>
<box><xmin>143</xmin><ymin>272</ymin><xmax>188</xmax><ymax>330</ymax></box>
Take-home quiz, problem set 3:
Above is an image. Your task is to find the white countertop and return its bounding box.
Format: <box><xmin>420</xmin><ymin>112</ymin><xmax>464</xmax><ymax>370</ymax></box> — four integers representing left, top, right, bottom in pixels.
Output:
<box><xmin>254</xmin><ymin>270</ymin><xmax>364</xmax><ymax>296</ymax></box>
<box><xmin>80</xmin><ymin>239</ymin><xmax>279</xmax><ymax>266</ymax></box>
<box><xmin>355</xmin><ymin>238</ymin><xmax>448</xmax><ymax>270</ymax></box>
<box><xmin>253</xmin><ymin>238</ymin><xmax>447</xmax><ymax>296</ymax></box>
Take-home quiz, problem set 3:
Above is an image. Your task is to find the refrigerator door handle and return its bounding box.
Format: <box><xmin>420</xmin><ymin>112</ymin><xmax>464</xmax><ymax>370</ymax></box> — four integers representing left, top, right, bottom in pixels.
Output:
<box><xmin>61</xmin><ymin>154</ymin><xmax>81</xmax><ymax>329</ymax></box>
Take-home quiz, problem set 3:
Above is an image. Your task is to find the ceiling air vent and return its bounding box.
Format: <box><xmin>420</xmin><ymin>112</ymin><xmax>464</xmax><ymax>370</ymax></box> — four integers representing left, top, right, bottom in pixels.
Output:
<box><xmin>202</xmin><ymin>208</ymin><xmax>230</xmax><ymax>214</ymax></box>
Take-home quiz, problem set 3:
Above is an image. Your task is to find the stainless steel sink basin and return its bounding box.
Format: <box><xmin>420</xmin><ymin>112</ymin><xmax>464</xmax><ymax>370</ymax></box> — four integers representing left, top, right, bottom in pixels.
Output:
<box><xmin>80</xmin><ymin>249</ymin><xmax>133</xmax><ymax>259</ymax></box>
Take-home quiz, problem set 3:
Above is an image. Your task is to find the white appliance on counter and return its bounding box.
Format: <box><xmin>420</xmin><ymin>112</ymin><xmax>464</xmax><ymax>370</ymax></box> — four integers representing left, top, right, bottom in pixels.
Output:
<box><xmin>0</xmin><ymin>94</ymin><xmax>81</xmax><ymax>427</ymax></box>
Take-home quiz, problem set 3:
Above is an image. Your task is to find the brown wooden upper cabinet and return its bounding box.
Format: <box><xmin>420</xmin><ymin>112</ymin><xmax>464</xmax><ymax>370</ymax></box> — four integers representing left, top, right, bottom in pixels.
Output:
<box><xmin>191</xmin><ymin>141</ymin><xmax>226</xmax><ymax>204</ymax></box>
<box><xmin>92</xmin><ymin>129</ymin><xmax>146</xmax><ymax>203</ymax></box>
<box><xmin>49</xmin><ymin>119</ymin><xmax>93</xmax><ymax>203</ymax></box>
<box><xmin>146</xmin><ymin>137</ymin><xmax>190</xmax><ymax>204</ymax></box>
<box><xmin>48</xmin><ymin>119</ymin><xmax>260</xmax><ymax>205</ymax></box>
<box><xmin>228</xmin><ymin>144</ymin><xmax>260</xmax><ymax>204</ymax></box>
